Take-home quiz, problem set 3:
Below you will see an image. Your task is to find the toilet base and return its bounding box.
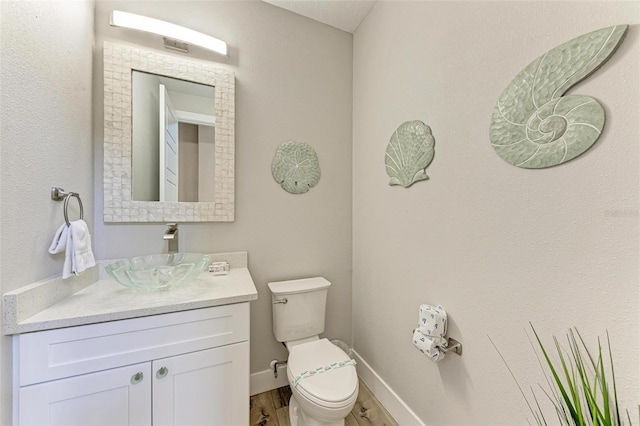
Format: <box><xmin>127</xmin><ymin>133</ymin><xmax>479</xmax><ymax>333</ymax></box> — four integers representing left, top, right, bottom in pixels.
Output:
<box><xmin>289</xmin><ymin>395</ymin><xmax>345</xmax><ymax>426</ymax></box>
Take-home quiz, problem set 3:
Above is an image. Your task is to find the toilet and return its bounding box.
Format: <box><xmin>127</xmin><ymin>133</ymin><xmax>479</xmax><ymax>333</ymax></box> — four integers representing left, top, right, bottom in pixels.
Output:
<box><xmin>268</xmin><ymin>277</ymin><xmax>358</xmax><ymax>426</ymax></box>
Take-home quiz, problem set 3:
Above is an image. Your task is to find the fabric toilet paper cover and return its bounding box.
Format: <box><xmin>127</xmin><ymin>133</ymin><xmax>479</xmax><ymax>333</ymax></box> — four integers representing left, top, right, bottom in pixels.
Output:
<box><xmin>412</xmin><ymin>328</ymin><xmax>446</xmax><ymax>361</ymax></box>
<box><xmin>418</xmin><ymin>304</ymin><xmax>447</xmax><ymax>340</ymax></box>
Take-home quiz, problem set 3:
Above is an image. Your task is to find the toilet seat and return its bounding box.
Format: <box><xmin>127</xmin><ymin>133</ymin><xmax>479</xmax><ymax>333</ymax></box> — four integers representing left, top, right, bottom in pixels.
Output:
<box><xmin>287</xmin><ymin>339</ymin><xmax>358</xmax><ymax>408</ymax></box>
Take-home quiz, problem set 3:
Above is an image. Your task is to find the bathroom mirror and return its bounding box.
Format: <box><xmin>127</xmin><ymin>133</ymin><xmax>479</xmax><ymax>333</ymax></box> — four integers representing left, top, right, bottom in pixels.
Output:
<box><xmin>103</xmin><ymin>42</ymin><xmax>235</xmax><ymax>222</ymax></box>
<box><xmin>132</xmin><ymin>71</ymin><xmax>216</xmax><ymax>203</ymax></box>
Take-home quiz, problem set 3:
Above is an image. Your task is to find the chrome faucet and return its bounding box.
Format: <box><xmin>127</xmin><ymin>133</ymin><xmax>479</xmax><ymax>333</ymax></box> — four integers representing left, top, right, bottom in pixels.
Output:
<box><xmin>164</xmin><ymin>223</ymin><xmax>179</xmax><ymax>254</ymax></box>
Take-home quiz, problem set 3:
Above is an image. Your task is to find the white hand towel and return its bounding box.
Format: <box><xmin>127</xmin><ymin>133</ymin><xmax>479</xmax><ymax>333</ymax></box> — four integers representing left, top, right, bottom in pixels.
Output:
<box><xmin>48</xmin><ymin>220</ymin><xmax>96</xmax><ymax>279</ymax></box>
<box><xmin>418</xmin><ymin>304</ymin><xmax>447</xmax><ymax>342</ymax></box>
<box><xmin>48</xmin><ymin>223</ymin><xmax>69</xmax><ymax>254</ymax></box>
<box><xmin>69</xmin><ymin>220</ymin><xmax>96</xmax><ymax>276</ymax></box>
<box><xmin>412</xmin><ymin>328</ymin><xmax>446</xmax><ymax>361</ymax></box>
<box><xmin>49</xmin><ymin>223</ymin><xmax>73</xmax><ymax>278</ymax></box>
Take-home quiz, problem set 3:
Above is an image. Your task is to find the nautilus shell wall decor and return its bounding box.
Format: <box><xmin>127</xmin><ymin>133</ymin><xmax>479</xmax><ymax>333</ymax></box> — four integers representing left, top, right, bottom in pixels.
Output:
<box><xmin>271</xmin><ymin>141</ymin><xmax>321</xmax><ymax>194</ymax></box>
<box><xmin>490</xmin><ymin>25</ymin><xmax>628</xmax><ymax>169</ymax></box>
<box><xmin>385</xmin><ymin>120</ymin><xmax>435</xmax><ymax>188</ymax></box>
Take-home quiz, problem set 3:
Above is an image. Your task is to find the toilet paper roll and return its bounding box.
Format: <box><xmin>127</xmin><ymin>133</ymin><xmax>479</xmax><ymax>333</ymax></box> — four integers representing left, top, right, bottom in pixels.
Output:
<box><xmin>412</xmin><ymin>328</ymin><xmax>446</xmax><ymax>361</ymax></box>
<box><xmin>418</xmin><ymin>304</ymin><xmax>447</xmax><ymax>342</ymax></box>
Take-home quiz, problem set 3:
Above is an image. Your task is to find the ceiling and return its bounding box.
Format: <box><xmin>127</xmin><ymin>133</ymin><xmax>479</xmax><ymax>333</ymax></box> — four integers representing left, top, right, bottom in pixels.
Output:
<box><xmin>262</xmin><ymin>0</ymin><xmax>376</xmax><ymax>33</ymax></box>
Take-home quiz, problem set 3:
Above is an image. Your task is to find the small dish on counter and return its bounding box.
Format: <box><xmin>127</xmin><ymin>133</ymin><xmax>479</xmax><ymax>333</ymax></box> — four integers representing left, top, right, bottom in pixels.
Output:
<box><xmin>105</xmin><ymin>253</ymin><xmax>211</xmax><ymax>291</ymax></box>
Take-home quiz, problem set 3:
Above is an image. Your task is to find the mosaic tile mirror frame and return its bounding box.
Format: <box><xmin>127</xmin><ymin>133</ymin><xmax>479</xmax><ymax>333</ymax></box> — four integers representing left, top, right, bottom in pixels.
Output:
<box><xmin>103</xmin><ymin>42</ymin><xmax>235</xmax><ymax>222</ymax></box>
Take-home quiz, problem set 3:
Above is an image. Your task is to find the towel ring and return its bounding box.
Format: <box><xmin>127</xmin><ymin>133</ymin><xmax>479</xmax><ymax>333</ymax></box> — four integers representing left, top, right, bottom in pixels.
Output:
<box><xmin>51</xmin><ymin>187</ymin><xmax>84</xmax><ymax>226</ymax></box>
<box><xmin>63</xmin><ymin>193</ymin><xmax>83</xmax><ymax>226</ymax></box>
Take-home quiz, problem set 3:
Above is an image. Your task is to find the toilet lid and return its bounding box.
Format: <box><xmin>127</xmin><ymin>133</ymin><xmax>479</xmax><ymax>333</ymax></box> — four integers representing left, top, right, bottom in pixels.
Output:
<box><xmin>287</xmin><ymin>338</ymin><xmax>358</xmax><ymax>404</ymax></box>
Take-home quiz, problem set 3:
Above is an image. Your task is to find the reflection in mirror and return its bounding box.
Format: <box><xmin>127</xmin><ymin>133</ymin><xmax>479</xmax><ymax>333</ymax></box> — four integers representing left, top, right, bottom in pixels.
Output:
<box><xmin>103</xmin><ymin>42</ymin><xmax>235</xmax><ymax>222</ymax></box>
<box><xmin>132</xmin><ymin>71</ymin><xmax>216</xmax><ymax>202</ymax></box>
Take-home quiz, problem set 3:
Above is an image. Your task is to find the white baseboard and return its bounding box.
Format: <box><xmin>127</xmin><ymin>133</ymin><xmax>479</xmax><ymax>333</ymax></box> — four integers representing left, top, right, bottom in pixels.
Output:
<box><xmin>250</xmin><ymin>365</ymin><xmax>289</xmax><ymax>396</ymax></box>
<box><xmin>352</xmin><ymin>349</ymin><xmax>425</xmax><ymax>426</ymax></box>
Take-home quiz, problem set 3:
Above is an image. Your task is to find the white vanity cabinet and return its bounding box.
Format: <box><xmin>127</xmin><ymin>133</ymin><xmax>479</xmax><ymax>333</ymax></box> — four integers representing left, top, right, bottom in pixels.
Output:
<box><xmin>19</xmin><ymin>362</ymin><xmax>152</xmax><ymax>425</ymax></box>
<box><xmin>14</xmin><ymin>303</ymin><xmax>250</xmax><ymax>426</ymax></box>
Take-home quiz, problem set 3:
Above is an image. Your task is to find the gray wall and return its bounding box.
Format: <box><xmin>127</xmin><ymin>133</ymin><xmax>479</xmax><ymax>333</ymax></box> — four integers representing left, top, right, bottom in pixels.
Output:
<box><xmin>178</xmin><ymin>122</ymin><xmax>199</xmax><ymax>202</ymax></box>
<box><xmin>0</xmin><ymin>0</ymin><xmax>95</xmax><ymax>422</ymax></box>
<box><xmin>93</xmin><ymin>1</ymin><xmax>353</xmax><ymax>376</ymax></box>
<box><xmin>352</xmin><ymin>1</ymin><xmax>639</xmax><ymax>423</ymax></box>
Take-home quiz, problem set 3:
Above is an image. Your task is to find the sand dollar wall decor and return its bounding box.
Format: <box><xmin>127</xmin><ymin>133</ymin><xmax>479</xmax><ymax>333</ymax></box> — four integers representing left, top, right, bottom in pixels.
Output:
<box><xmin>272</xmin><ymin>141</ymin><xmax>321</xmax><ymax>194</ymax></box>
<box><xmin>385</xmin><ymin>120</ymin><xmax>435</xmax><ymax>188</ymax></box>
<box><xmin>490</xmin><ymin>25</ymin><xmax>628</xmax><ymax>169</ymax></box>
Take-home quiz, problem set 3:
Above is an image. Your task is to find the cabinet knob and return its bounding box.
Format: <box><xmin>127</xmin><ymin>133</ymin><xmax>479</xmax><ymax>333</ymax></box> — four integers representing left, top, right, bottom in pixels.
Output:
<box><xmin>131</xmin><ymin>372</ymin><xmax>144</xmax><ymax>384</ymax></box>
<box><xmin>156</xmin><ymin>366</ymin><xmax>169</xmax><ymax>379</ymax></box>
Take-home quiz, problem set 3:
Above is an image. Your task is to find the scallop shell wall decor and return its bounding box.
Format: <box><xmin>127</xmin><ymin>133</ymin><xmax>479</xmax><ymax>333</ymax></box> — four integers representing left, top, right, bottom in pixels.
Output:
<box><xmin>385</xmin><ymin>120</ymin><xmax>435</xmax><ymax>188</ymax></box>
<box><xmin>271</xmin><ymin>141</ymin><xmax>321</xmax><ymax>194</ymax></box>
<box><xmin>490</xmin><ymin>25</ymin><xmax>628</xmax><ymax>169</ymax></box>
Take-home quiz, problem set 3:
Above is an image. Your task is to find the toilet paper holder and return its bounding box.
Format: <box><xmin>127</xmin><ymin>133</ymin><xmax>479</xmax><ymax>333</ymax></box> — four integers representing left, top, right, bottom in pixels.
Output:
<box><xmin>439</xmin><ymin>337</ymin><xmax>462</xmax><ymax>356</ymax></box>
<box><xmin>412</xmin><ymin>332</ymin><xmax>463</xmax><ymax>356</ymax></box>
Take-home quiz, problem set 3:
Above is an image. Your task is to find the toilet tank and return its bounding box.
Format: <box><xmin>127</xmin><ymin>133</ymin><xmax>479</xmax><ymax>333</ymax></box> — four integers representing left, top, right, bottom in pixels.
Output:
<box><xmin>268</xmin><ymin>277</ymin><xmax>331</xmax><ymax>343</ymax></box>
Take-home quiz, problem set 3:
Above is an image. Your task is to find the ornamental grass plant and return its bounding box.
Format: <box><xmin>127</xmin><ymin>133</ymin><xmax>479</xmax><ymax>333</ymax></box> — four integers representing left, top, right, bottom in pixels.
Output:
<box><xmin>490</xmin><ymin>325</ymin><xmax>639</xmax><ymax>425</ymax></box>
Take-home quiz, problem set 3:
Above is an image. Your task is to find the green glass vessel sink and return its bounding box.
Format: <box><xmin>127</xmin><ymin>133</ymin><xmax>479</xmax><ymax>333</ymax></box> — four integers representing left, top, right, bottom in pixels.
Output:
<box><xmin>105</xmin><ymin>253</ymin><xmax>211</xmax><ymax>291</ymax></box>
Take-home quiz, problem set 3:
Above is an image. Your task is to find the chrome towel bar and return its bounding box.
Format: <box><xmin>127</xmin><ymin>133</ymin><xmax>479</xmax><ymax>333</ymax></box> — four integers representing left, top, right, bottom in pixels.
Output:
<box><xmin>51</xmin><ymin>186</ymin><xmax>84</xmax><ymax>226</ymax></box>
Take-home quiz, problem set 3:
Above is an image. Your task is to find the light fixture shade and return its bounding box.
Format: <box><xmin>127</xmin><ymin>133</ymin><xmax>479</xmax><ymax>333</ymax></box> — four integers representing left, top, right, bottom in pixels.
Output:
<box><xmin>110</xmin><ymin>10</ymin><xmax>228</xmax><ymax>56</ymax></box>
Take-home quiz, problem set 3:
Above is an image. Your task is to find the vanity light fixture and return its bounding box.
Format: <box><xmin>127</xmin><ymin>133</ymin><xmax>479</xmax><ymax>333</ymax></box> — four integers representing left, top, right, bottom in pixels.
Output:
<box><xmin>110</xmin><ymin>10</ymin><xmax>228</xmax><ymax>56</ymax></box>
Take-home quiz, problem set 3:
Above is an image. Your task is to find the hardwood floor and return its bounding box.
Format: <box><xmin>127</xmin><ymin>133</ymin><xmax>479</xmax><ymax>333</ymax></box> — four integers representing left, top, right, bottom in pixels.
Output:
<box><xmin>250</xmin><ymin>380</ymin><xmax>398</xmax><ymax>426</ymax></box>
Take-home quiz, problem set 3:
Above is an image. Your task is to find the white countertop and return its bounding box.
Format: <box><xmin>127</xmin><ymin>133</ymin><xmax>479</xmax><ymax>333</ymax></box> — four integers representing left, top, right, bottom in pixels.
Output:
<box><xmin>4</xmin><ymin>267</ymin><xmax>257</xmax><ymax>335</ymax></box>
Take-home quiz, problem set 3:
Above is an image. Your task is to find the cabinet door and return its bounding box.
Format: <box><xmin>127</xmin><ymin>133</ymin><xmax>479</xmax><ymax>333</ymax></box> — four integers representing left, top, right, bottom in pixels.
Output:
<box><xmin>19</xmin><ymin>362</ymin><xmax>152</xmax><ymax>426</ymax></box>
<box><xmin>153</xmin><ymin>341</ymin><xmax>249</xmax><ymax>426</ymax></box>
